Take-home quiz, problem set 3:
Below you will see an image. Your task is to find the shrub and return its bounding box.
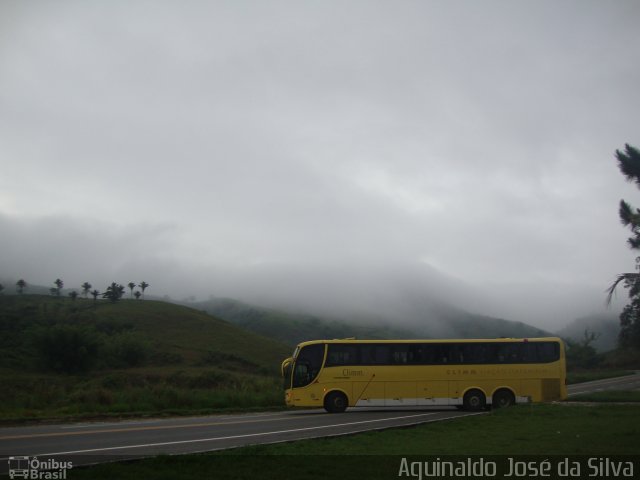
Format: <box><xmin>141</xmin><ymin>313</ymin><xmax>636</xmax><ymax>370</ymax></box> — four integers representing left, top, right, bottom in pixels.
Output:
<box><xmin>32</xmin><ymin>324</ymin><xmax>102</xmax><ymax>373</ymax></box>
<box><xmin>103</xmin><ymin>333</ymin><xmax>150</xmax><ymax>368</ymax></box>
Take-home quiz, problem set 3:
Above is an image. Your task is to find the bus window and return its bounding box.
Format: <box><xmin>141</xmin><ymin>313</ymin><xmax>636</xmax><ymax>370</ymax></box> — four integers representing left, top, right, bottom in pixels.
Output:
<box><xmin>531</xmin><ymin>342</ymin><xmax>560</xmax><ymax>363</ymax></box>
<box><xmin>494</xmin><ymin>343</ymin><xmax>522</xmax><ymax>363</ymax></box>
<box><xmin>408</xmin><ymin>344</ymin><xmax>425</xmax><ymax>364</ymax></box>
<box><xmin>293</xmin><ymin>343</ymin><xmax>325</xmax><ymax>388</ymax></box>
<box><xmin>389</xmin><ymin>344</ymin><xmax>410</xmax><ymax>364</ymax></box>
<box><xmin>459</xmin><ymin>343</ymin><xmax>489</xmax><ymax>363</ymax></box>
<box><xmin>326</xmin><ymin>344</ymin><xmax>359</xmax><ymax>366</ymax></box>
<box><xmin>434</xmin><ymin>344</ymin><xmax>453</xmax><ymax>364</ymax></box>
<box><xmin>360</xmin><ymin>344</ymin><xmax>390</xmax><ymax>364</ymax></box>
<box><xmin>417</xmin><ymin>344</ymin><xmax>435</xmax><ymax>364</ymax></box>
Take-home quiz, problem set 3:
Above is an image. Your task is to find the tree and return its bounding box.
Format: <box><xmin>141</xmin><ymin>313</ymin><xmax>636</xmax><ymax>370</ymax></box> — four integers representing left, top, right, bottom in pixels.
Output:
<box><xmin>16</xmin><ymin>279</ymin><xmax>26</xmax><ymax>294</ymax></box>
<box><xmin>81</xmin><ymin>282</ymin><xmax>92</xmax><ymax>298</ymax></box>
<box><xmin>54</xmin><ymin>278</ymin><xmax>64</xmax><ymax>297</ymax></box>
<box><xmin>607</xmin><ymin>144</ymin><xmax>640</xmax><ymax>348</ymax></box>
<box><xmin>90</xmin><ymin>289</ymin><xmax>100</xmax><ymax>303</ymax></box>
<box><xmin>134</xmin><ymin>291</ymin><xmax>142</xmax><ymax>300</ymax></box>
<box><xmin>139</xmin><ymin>281</ymin><xmax>149</xmax><ymax>299</ymax></box>
<box><xmin>69</xmin><ymin>290</ymin><xmax>78</xmax><ymax>301</ymax></box>
<box><xmin>102</xmin><ymin>283</ymin><xmax>125</xmax><ymax>303</ymax></box>
<box><xmin>0</xmin><ymin>284</ymin><xmax>3</xmax><ymax>294</ymax></box>
<box><xmin>565</xmin><ymin>330</ymin><xmax>601</xmax><ymax>369</ymax></box>
<box><xmin>127</xmin><ymin>282</ymin><xmax>136</xmax><ymax>299</ymax></box>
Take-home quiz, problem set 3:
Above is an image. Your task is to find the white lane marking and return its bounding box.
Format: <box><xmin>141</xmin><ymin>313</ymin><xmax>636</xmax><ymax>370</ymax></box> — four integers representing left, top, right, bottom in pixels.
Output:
<box><xmin>28</xmin><ymin>411</ymin><xmax>464</xmax><ymax>456</ymax></box>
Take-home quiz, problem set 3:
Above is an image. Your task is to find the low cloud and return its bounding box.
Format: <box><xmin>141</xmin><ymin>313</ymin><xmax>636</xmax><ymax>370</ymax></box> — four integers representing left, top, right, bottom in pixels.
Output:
<box><xmin>1</xmin><ymin>1</ymin><xmax>638</xmax><ymax>329</ymax></box>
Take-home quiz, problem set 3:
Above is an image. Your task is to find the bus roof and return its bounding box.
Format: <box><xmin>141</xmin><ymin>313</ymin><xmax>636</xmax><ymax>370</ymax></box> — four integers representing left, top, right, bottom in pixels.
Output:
<box><xmin>295</xmin><ymin>337</ymin><xmax>563</xmax><ymax>348</ymax></box>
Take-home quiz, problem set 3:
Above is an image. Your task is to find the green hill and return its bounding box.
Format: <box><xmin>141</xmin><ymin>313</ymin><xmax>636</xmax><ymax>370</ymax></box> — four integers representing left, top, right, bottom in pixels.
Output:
<box><xmin>0</xmin><ymin>295</ymin><xmax>291</xmax><ymax>421</ymax></box>
<box><xmin>0</xmin><ymin>294</ymin><xmax>289</xmax><ymax>372</ymax></box>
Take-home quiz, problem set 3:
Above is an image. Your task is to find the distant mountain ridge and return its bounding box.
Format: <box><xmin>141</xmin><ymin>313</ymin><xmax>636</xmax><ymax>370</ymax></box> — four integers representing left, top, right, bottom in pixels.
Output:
<box><xmin>189</xmin><ymin>296</ymin><xmax>550</xmax><ymax>347</ymax></box>
<box><xmin>177</xmin><ymin>260</ymin><xmax>553</xmax><ymax>346</ymax></box>
<box><xmin>555</xmin><ymin>313</ymin><xmax>620</xmax><ymax>352</ymax></box>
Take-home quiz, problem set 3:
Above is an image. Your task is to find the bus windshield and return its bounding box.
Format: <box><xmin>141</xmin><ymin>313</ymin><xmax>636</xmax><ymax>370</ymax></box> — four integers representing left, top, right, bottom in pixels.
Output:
<box><xmin>292</xmin><ymin>343</ymin><xmax>325</xmax><ymax>388</ymax></box>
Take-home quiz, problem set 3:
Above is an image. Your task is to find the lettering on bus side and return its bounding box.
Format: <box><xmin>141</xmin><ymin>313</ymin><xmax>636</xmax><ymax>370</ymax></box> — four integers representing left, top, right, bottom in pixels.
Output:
<box><xmin>342</xmin><ymin>369</ymin><xmax>364</xmax><ymax>377</ymax></box>
<box><xmin>476</xmin><ymin>367</ymin><xmax>548</xmax><ymax>376</ymax></box>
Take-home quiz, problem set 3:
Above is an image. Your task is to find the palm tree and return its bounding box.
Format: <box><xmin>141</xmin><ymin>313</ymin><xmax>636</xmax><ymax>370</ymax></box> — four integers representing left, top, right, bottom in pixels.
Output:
<box><xmin>81</xmin><ymin>282</ymin><xmax>92</xmax><ymax>298</ymax></box>
<box><xmin>90</xmin><ymin>289</ymin><xmax>100</xmax><ymax>303</ymax></box>
<box><xmin>102</xmin><ymin>282</ymin><xmax>125</xmax><ymax>303</ymax></box>
<box><xmin>134</xmin><ymin>291</ymin><xmax>142</xmax><ymax>300</ymax></box>
<box><xmin>139</xmin><ymin>281</ymin><xmax>149</xmax><ymax>299</ymax></box>
<box><xmin>54</xmin><ymin>278</ymin><xmax>64</xmax><ymax>297</ymax></box>
<box><xmin>16</xmin><ymin>279</ymin><xmax>26</xmax><ymax>294</ymax></box>
<box><xmin>127</xmin><ymin>282</ymin><xmax>136</xmax><ymax>299</ymax></box>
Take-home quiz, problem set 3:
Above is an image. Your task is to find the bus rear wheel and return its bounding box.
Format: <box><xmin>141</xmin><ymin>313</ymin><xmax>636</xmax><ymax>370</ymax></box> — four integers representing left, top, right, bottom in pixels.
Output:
<box><xmin>463</xmin><ymin>389</ymin><xmax>486</xmax><ymax>411</ymax></box>
<box><xmin>492</xmin><ymin>389</ymin><xmax>515</xmax><ymax>409</ymax></box>
<box><xmin>324</xmin><ymin>391</ymin><xmax>348</xmax><ymax>413</ymax></box>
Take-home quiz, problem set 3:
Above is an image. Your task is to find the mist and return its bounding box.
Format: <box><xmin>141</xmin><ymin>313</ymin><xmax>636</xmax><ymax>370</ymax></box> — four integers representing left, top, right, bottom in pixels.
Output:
<box><xmin>1</xmin><ymin>1</ymin><xmax>638</xmax><ymax>332</ymax></box>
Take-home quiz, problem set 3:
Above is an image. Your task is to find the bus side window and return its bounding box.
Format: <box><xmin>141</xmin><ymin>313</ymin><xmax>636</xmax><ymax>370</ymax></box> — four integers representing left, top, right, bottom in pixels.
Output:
<box><xmin>495</xmin><ymin>344</ymin><xmax>523</xmax><ymax>363</ymax></box>
<box><xmin>522</xmin><ymin>343</ymin><xmax>536</xmax><ymax>362</ymax></box>
<box><xmin>420</xmin><ymin>344</ymin><xmax>436</xmax><ymax>364</ymax></box>
<box><xmin>408</xmin><ymin>345</ymin><xmax>424</xmax><ymax>364</ymax></box>
<box><xmin>432</xmin><ymin>344</ymin><xmax>451</xmax><ymax>364</ymax></box>
<box><xmin>536</xmin><ymin>342</ymin><xmax>559</xmax><ymax>362</ymax></box>
<box><xmin>451</xmin><ymin>345</ymin><xmax>464</xmax><ymax>363</ymax></box>
<box><xmin>391</xmin><ymin>346</ymin><xmax>409</xmax><ymax>364</ymax></box>
<box><xmin>326</xmin><ymin>344</ymin><xmax>358</xmax><ymax>366</ymax></box>
<box><xmin>365</xmin><ymin>345</ymin><xmax>390</xmax><ymax>364</ymax></box>
<box><xmin>460</xmin><ymin>344</ymin><xmax>486</xmax><ymax>364</ymax></box>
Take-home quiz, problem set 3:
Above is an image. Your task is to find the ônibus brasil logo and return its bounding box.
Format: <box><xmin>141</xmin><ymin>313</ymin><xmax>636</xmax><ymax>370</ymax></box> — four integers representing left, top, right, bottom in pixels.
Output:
<box><xmin>8</xmin><ymin>456</ymin><xmax>72</xmax><ymax>479</ymax></box>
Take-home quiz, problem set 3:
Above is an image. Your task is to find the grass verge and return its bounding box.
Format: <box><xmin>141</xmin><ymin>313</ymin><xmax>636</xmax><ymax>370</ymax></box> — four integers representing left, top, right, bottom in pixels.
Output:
<box><xmin>0</xmin><ymin>368</ymin><xmax>282</xmax><ymax>423</ymax></box>
<box><xmin>65</xmin><ymin>404</ymin><xmax>640</xmax><ymax>479</ymax></box>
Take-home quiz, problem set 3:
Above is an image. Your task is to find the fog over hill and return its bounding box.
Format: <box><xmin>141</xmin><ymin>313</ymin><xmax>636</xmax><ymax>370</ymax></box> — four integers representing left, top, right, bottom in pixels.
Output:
<box><xmin>0</xmin><ymin>257</ymin><xmax>622</xmax><ymax>334</ymax></box>
<box><xmin>556</xmin><ymin>312</ymin><xmax>620</xmax><ymax>353</ymax></box>
<box><xmin>185</xmin><ymin>259</ymin><xmax>621</xmax><ymax>333</ymax></box>
<box><xmin>1</xmin><ymin>1</ymin><xmax>635</xmax><ymax>336</ymax></box>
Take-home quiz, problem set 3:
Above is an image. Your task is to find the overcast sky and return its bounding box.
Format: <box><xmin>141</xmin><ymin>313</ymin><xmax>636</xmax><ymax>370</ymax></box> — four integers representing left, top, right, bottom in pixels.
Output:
<box><xmin>1</xmin><ymin>1</ymin><xmax>639</xmax><ymax>328</ymax></box>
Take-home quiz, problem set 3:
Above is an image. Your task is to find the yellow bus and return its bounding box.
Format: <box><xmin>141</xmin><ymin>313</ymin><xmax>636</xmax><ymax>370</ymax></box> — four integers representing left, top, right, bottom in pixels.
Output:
<box><xmin>281</xmin><ymin>337</ymin><xmax>567</xmax><ymax>413</ymax></box>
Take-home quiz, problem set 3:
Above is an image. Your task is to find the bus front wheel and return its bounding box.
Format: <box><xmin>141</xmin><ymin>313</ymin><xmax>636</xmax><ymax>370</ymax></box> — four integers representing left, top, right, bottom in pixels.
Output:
<box><xmin>463</xmin><ymin>389</ymin><xmax>486</xmax><ymax>411</ymax></box>
<box><xmin>324</xmin><ymin>391</ymin><xmax>348</xmax><ymax>413</ymax></box>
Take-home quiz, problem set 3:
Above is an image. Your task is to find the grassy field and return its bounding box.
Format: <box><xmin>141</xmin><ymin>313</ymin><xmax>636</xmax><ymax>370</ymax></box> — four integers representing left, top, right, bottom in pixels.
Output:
<box><xmin>65</xmin><ymin>404</ymin><xmax>640</xmax><ymax>479</ymax></box>
<box><xmin>0</xmin><ymin>368</ymin><xmax>283</xmax><ymax>421</ymax></box>
<box><xmin>0</xmin><ymin>295</ymin><xmax>290</xmax><ymax>422</ymax></box>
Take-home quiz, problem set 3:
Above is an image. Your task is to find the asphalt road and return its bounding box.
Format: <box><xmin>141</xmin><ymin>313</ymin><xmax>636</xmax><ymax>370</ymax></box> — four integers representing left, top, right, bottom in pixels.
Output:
<box><xmin>1</xmin><ymin>372</ymin><xmax>638</xmax><ymax>472</ymax></box>
<box><xmin>566</xmin><ymin>371</ymin><xmax>640</xmax><ymax>396</ymax></box>
<box><xmin>0</xmin><ymin>409</ymin><xmax>484</xmax><ymax>471</ymax></box>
